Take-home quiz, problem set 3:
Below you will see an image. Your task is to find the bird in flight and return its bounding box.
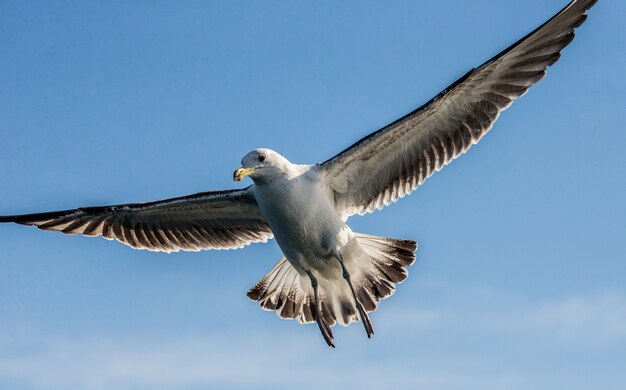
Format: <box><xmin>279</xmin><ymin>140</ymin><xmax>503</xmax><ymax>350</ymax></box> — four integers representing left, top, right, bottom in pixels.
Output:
<box><xmin>0</xmin><ymin>0</ymin><xmax>597</xmax><ymax>347</ymax></box>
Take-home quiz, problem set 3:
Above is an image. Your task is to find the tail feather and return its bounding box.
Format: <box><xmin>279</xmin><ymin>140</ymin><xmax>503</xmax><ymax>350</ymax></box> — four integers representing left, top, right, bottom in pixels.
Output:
<box><xmin>352</xmin><ymin>233</ymin><xmax>417</xmax><ymax>311</ymax></box>
<box><xmin>247</xmin><ymin>257</ymin><xmax>303</xmax><ymax>315</ymax></box>
<box><xmin>247</xmin><ymin>233</ymin><xmax>418</xmax><ymax>327</ymax></box>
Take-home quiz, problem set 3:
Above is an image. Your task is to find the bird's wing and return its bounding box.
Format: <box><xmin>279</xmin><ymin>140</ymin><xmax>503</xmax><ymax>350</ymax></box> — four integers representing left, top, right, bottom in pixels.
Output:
<box><xmin>0</xmin><ymin>187</ymin><xmax>272</xmax><ymax>252</ymax></box>
<box><xmin>320</xmin><ymin>0</ymin><xmax>596</xmax><ymax>218</ymax></box>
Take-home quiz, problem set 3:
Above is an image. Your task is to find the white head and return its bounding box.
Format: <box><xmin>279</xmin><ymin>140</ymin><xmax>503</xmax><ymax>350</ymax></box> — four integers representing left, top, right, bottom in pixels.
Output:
<box><xmin>233</xmin><ymin>148</ymin><xmax>292</xmax><ymax>183</ymax></box>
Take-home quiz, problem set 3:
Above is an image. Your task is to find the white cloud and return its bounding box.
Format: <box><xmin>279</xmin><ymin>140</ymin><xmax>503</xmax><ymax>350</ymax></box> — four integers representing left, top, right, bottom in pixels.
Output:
<box><xmin>515</xmin><ymin>291</ymin><xmax>626</xmax><ymax>345</ymax></box>
<box><xmin>0</xmin><ymin>335</ymin><xmax>313</xmax><ymax>389</ymax></box>
<box><xmin>0</xmin><ymin>332</ymin><xmax>537</xmax><ymax>390</ymax></box>
<box><xmin>381</xmin><ymin>287</ymin><xmax>626</xmax><ymax>346</ymax></box>
<box><xmin>2</xmin><ymin>286</ymin><xmax>625</xmax><ymax>390</ymax></box>
<box><xmin>0</xmin><ymin>333</ymin><xmax>528</xmax><ymax>390</ymax></box>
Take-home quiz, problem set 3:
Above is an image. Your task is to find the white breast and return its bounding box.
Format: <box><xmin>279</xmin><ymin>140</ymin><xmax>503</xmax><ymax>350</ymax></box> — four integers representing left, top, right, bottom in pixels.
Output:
<box><xmin>252</xmin><ymin>167</ymin><xmax>350</xmax><ymax>268</ymax></box>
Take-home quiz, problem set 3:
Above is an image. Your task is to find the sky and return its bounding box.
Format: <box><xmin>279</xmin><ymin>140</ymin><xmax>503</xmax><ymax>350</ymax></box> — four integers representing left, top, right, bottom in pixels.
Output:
<box><xmin>0</xmin><ymin>0</ymin><xmax>624</xmax><ymax>389</ymax></box>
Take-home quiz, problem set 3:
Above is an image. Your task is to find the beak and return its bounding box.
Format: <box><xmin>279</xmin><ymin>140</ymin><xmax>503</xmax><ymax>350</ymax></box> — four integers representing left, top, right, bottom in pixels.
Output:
<box><xmin>233</xmin><ymin>167</ymin><xmax>255</xmax><ymax>182</ymax></box>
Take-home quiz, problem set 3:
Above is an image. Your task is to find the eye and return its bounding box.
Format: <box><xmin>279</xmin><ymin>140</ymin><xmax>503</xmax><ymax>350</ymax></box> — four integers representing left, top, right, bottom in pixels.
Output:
<box><xmin>258</xmin><ymin>154</ymin><xmax>266</xmax><ymax>163</ymax></box>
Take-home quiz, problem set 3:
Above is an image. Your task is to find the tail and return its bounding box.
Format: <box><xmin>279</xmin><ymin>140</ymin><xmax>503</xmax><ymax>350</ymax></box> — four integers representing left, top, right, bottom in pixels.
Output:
<box><xmin>348</xmin><ymin>233</ymin><xmax>417</xmax><ymax>313</ymax></box>
<box><xmin>247</xmin><ymin>233</ymin><xmax>417</xmax><ymax>327</ymax></box>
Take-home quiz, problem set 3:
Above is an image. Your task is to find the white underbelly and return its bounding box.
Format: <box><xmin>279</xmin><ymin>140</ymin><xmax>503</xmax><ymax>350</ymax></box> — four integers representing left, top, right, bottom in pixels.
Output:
<box><xmin>253</xmin><ymin>176</ymin><xmax>350</xmax><ymax>271</ymax></box>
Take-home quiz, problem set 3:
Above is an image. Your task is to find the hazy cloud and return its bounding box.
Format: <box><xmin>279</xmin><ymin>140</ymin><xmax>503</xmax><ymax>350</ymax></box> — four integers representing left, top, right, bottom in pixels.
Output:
<box><xmin>382</xmin><ymin>286</ymin><xmax>626</xmax><ymax>347</ymax></box>
<box><xmin>2</xmin><ymin>286</ymin><xmax>625</xmax><ymax>390</ymax></box>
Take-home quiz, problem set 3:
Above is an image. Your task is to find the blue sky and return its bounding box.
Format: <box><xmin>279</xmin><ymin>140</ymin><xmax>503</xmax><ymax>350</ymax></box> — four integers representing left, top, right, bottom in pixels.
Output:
<box><xmin>1</xmin><ymin>1</ymin><xmax>624</xmax><ymax>389</ymax></box>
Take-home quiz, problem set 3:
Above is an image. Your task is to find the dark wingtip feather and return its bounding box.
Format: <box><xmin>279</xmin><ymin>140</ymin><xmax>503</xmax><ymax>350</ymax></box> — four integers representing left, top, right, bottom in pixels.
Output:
<box><xmin>246</xmin><ymin>287</ymin><xmax>262</xmax><ymax>301</ymax></box>
<box><xmin>0</xmin><ymin>210</ymin><xmax>73</xmax><ymax>224</ymax></box>
<box><xmin>573</xmin><ymin>14</ymin><xmax>588</xmax><ymax>29</ymax></box>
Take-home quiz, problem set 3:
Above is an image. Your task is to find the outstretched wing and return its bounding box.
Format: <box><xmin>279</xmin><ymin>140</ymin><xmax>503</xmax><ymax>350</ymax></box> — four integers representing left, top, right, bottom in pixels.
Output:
<box><xmin>320</xmin><ymin>0</ymin><xmax>596</xmax><ymax>217</ymax></box>
<box><xmin>0</xmin><ymin>187</ymin><xmax>272</xmax><ymax>252</ymax></box>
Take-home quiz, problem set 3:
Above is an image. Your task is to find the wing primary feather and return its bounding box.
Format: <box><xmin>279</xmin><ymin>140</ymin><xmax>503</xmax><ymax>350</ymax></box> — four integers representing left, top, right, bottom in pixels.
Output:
<box><xmin>320</xmin><ymin>0</ymin><xmax>597</xmax><ymax>218</ymax></box>
<box><xmin>0</xmin><ymin>187</ymin><xmax>272</xmax><ymax>252</ymax></box>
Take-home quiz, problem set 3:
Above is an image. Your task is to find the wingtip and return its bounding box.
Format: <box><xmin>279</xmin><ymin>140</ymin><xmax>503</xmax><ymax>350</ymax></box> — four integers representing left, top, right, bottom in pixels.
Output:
<box><xmin>0</xmin><ymin>215</ymin><xmax>30</xmax><ymax>223</ymax></box>
<box><xmin>585</xmin><ymin>0</ymin><xmax>599</xmax><ymax>9</ymax></box>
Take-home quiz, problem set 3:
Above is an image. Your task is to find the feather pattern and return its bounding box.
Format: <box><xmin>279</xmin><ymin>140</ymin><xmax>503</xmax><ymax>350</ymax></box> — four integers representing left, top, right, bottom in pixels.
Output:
<box><xmin>247</xmin><ymin>234</ymin><xmax>417</xmax><ymax>326</ymax></box>
<box><xmin>0</xmin><ymin>187</ymin><xmax>272</xmax><ymax>252</ymax></box>
<box><xmin>320</xmin><ymin>0</ymin><xmax>597</xmax><ymax>217</ymax></box>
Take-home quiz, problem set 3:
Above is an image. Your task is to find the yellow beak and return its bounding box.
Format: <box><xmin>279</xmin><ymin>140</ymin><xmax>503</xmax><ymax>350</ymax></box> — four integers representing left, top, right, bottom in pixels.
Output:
<box><xmin>233</xmin><ymin>167</ymin><xmax>255</xmax><ymax>182</ymax></box>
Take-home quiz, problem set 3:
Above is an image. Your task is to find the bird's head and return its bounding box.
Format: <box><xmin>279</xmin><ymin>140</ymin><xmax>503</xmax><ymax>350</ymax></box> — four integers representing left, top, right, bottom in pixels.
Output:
<box><xmin>233</xmin><ymin>148</ymin><xmax>290</xmax><ymax>183</ymax></box>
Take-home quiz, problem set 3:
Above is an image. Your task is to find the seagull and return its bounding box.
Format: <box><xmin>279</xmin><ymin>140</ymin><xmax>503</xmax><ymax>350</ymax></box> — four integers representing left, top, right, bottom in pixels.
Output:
<box><xmin>0</xmin><ymin>0</ymin><xmax>596</xmax><ymax>347</ymax></box>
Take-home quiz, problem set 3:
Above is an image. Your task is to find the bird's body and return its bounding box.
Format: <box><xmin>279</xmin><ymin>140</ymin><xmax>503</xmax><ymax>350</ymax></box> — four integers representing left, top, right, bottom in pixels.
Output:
<box><xmin>252</xmin><ymin>162</ymin><xmax>343</xmax><ymax>273</ymax></box>
<box><xmin>0</xmin><ymin>0</ymin><xmax>597</xmax><ymax>347</ymax></box>
<box><xmin>238</xmin><ymin>149</ymin><xmax>406</xmax><ymax>344</ymax></box>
